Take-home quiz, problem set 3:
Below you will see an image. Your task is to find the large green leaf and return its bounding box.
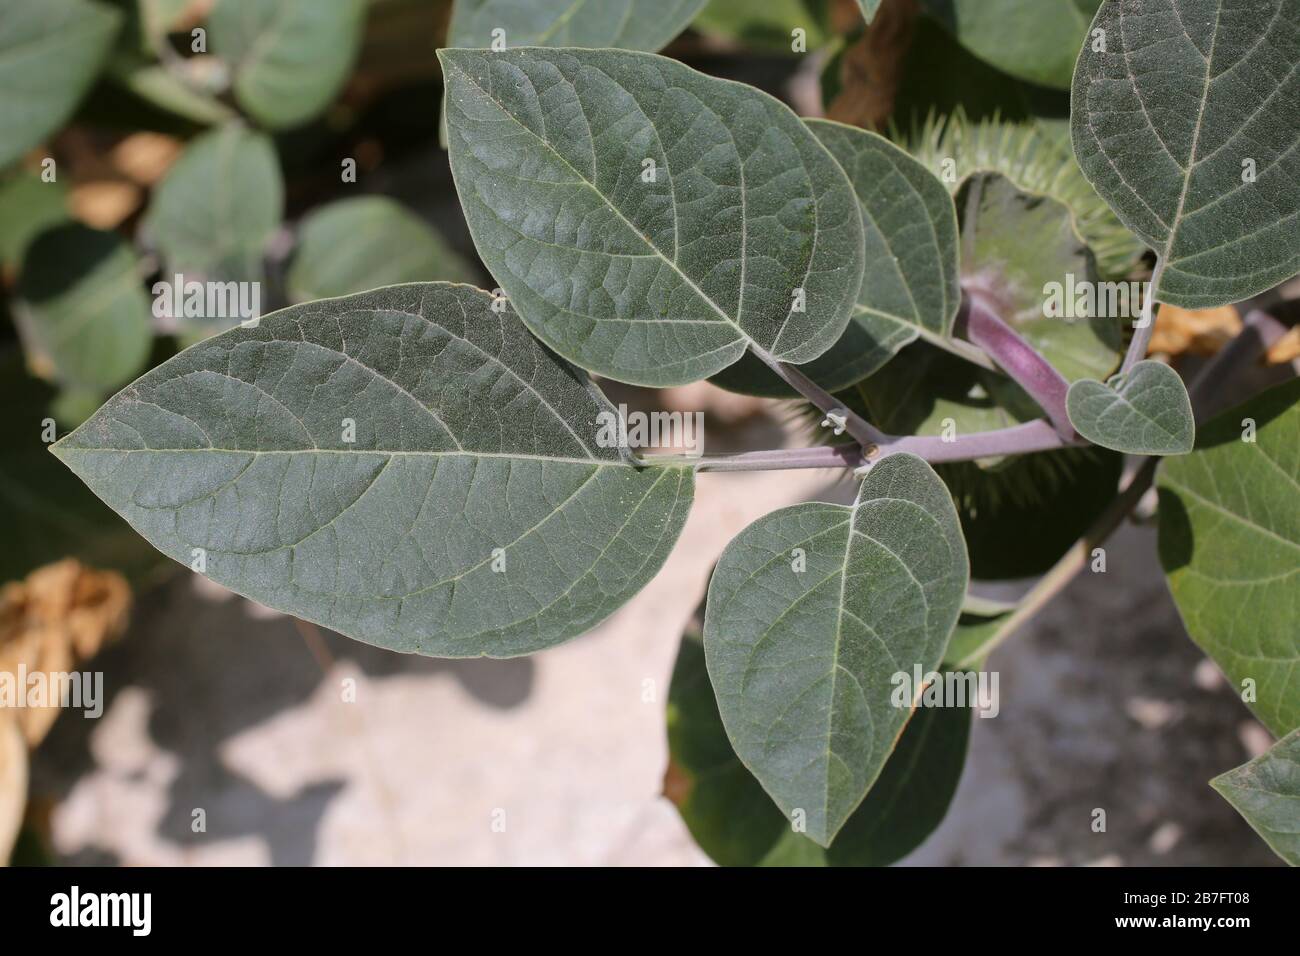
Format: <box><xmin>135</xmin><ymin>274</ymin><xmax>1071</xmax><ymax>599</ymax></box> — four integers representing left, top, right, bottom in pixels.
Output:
<box><xmin>208</xmin><ymin>0</ymin><xmax>366</xmax><ymax>130</ymax></box>
<box><xmin>440</xmin><ymin>47</ymin><xmax>865</xmax><ymax>387</ymax></box>
<box><xmin>1211</xmin><ymin>728</ymin><xmax>1300</xmax><ymax>866</ymax></box>
<box><xmin>956</xmin><ymin>172</ymin><xmax>1121</xmax><ymax>384</ymax></box>
<box><xmin>447</xmin><ymin>0</ymin><xmax>707</xmax><ymax>51</ymax></box>
<box><xmin>703</xmin><ymin>454</ymin><xmax>967</xmax><ymax>846</ymax></box>
<box><xmin>287</xmin><ymin>196</ymin><xmax>477</xmax><ymax>302</ymax></box>
<box><xmin>922</xmin><ymin>0</ymin><xmax>1101</xmax><ymax>90</ymax></box>
<box><xmin>1157</xmin><ymin>378</ymin><xmax>1300</xmax><ymax>735</ymax></box>
<box><xmin>13</xmin><ymin>224</ymin><xmax>152</xmax><ymax>394</ymax></box>
<box><xmin>142</xmin><ymin>123</ymin><xmax>283</xmax><ymax>295</ymax></box>
<box><xmin>1071</xmin><ymin>0</ymin><xmax>1300</xmax><ymax>307</ymax></box>
<box><xmin>52</xmin><ymin>283</ymin><xmax>694</xmax><ymax>658</ymax></box>
<box><xmin>713</xmin><ymin>120</ymin><xmax>959</xmax><ymax>396</ymax></box>
<box><xmin>667</xmin><ymin>628</ymin><xmax>970</xmax><ymax>867</ymax></box>
<box><xmin>0</xmin><ymin>0</ymin><xmax>121</xmax><ymax>169</ymax></box>
<box><xmin>1067</xmin><ymin>359</ymin><xmax>1194</xmax><ymax>455</ymax></box>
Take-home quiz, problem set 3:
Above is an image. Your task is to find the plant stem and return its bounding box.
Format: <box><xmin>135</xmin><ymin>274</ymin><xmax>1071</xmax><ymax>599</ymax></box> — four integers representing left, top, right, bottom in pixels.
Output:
<box><xmin>693</xmin><ymin>444</ymin><xmax>864</xmax><ymax>472</ymax></box>
<box><xmin>961</xmin><ymin>290</ymin><xmax>1075</xmax><ymax>438</ymax></box>
<box><xmin>748</xmin><ymin>343</ymin><xmax>886</xmax><ymax>448</ymax></box>
<box><xmin>875</xmin><ymin>419</ymin><xmax>1082</xmax><ymax>464</ymax></box>
<box><xmin>1120</xmin><ymin>256</ymin><xmax>1165</xmax><ymax>374</ymax></box>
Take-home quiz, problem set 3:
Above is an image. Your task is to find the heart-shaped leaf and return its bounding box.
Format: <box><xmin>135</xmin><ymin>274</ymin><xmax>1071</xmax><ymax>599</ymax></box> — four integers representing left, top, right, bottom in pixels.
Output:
<box><xmin>1211</xmin><ymin>727</ymin><xmax>1300</xmax><ymax>866</ymax></box>
<box><xmin>0</xmin><ymin>0</ymin><xmax>121</xmax><ymax>169</ymax></box>
<box><xmin>13</xmin><ymin>224</ymin><xmax>152</xmax><ymax>394</ymax></box>
<box><xmin>1157</xmin><ymin>377</ymin><xmax>1300</xmax><ymax>735</ymax></box>
<box><xmin>1072</xmin><ymin>0</ymin><xmax>1300</xmax><ymax>307</ymax></box>
<box><xmin>142</xmin><ymin>123</ymin><xmax>283</xmax><ymax>327</ymax></box>
<box><xmin>703</xmin><ymin>453</ymin><xmax>967</xmax><ymax>846</ymax></box>
<box><xmin>1067</xmin><ymin>360</ymin><xmax>1194</xmax><ymax>454</ymax></box>
<box><xmin>209</xmin><ymin>0</ymin><xmax>366</xmax><ymax>130</ymax></box>
<box><xmin>440</xmin><ymin>47</ymin><xmax>865</xmax><ymax>386</ymax></box>
<box><xmin>52</xmin><ymin>283</ymin><xmax>695</xmax><ymax>658</ymax></box>
<box><xmin>923</xmin><ymin>0</ymin><xmax>1101</xmax><ymax>90</ymax></box>
<box><xmin>447</xmin><ymin>0</ymin><xmax>707</xmax><ymax>51</ymax></box>
<box><xmin>713</xmin><ymin>120</ymin><xmax>959</xmax><ymax>396</ymax></box>
<box><xmin>667</xmin><ymin>627</ymin><xmax>970</xmax><ymax>867</ymax></box>
<box><xmin>287</xmin><ymin>196</ymin><xmax>477</xmax><ymax>302</ymax></box>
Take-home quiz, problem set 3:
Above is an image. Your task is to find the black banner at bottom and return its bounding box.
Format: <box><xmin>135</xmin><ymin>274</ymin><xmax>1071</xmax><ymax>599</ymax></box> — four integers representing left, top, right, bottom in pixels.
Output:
<box><xmin>0</xmin><ymin>865</ymin><xmax>1284</xmax><ymax>941</ymax></box>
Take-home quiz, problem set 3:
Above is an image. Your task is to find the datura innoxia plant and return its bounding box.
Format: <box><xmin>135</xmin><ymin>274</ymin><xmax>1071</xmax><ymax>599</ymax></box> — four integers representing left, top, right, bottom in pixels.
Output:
<box><xmin>51</xmin><ymin>0</ymin><xmax>1300</xmax><ymax>865</ymax></box>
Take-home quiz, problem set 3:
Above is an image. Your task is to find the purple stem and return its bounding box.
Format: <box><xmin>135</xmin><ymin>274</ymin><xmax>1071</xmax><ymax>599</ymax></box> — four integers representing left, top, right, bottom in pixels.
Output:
<box><xmin>695</xmin><ymin>445</ymin><xmax>865</xmax><ymax>473</ymax></box>
<box><xmin>875</xmin><ymin>419</ymin><xmax>1081</xmax><ymax>464</ymax></box>
<box><xmin>961</xmin><ymin>290</ymin><xmax>1075</xmax><ymax>439</ymax></box>
<box><xmin>748</xmin><ymin>343</ymin><xmax>887</xmax><ymax>448</ymax></box>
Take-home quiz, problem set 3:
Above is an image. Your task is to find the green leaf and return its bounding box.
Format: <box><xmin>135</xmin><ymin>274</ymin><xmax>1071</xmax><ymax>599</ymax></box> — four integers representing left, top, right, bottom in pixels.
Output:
<box><xmin>13</xmin><ymin>224</ymin><xmax>152</xmax><ymax>394</ymax></box>
<box><xmin>691</xmin><ymin>0</ymin><xmax>830</xmax><ymax>51</ymax></box>
<box><xmin>208</xmin><ymin>0</ymin><xmax>366</xmax><ymax>130</ymax></box>
<box><xmin>143</xmin><ymin>123</ymin><xmax>283</xmax><ymax>295</ymax></box>
<box><xmin>51</xmin><ymin>283</ymin><xmax>695</xmax><ymax>658</ymax></box>
<box><xmin>703</xmin><ymin>453</ymin><xmax>967</xmax><ymax>846</ymax></box>
<box><xmin>713</xmin><ymin>120</ymin><xmax>959</xmax><ymax>397</ymax></box>
<box><xmin>287</xmin><ymin>196</ymin><xmax>477</xmax><ymax>302</ymax></box>
<box><xmin>1211</xmin><ymin>728</ymin><xmax>1300</xmax><ymax>866</ymax></box>
<box><xmin>1071</xmin><ymin>0</ymin><xmax>1300</xmax><ymax>308</ymax></box>
<box><xmin>944</xmin><ymin>608</ymin><xmax>1014</xmax><ymax>670</ymax></box>
<box><xmin>1157</xmin><ymin>377</ymin><xmax>1300</xmax><ymax>736</ymax></box>
<box><xmin>439</xmin><ymin>47</ymin><xmax>865</xmax><ymax>387</ymax></box>
<box><xmin>105</xmin><ymin>55</ymin><xmax>237</xmax><ymax>126</ymax></box>
<box><xmin>889</xmin><ymin>15</ymin><xmax>1069</xmax><ymax>127</ymax></box>
<box><xmin>956</xmin><ymin>171</ymin><xmax>1121</xmax><ymax>383</ymax></box>
<box><xmin>1067</xmin><ymin>360</ymin><xmax>1194</xmax><ymax>455</ymax></box>
<box><xmin>667</xmin><ymin>628</ymin><xmax>970</xmax><ymax>866</ymax></box>
<box><xmin>448</xmin><ymin>0</ymin><xmax>707</xmax><ymax>51</ymax></box>
<box><xmin>0</xmin><ymin>173</ymin><xmax>68</xmax><ymax>266</ymax></box>
<box><xmin>922</xmin><ymin>0</ymin><xmax>1101</xmax><ymax>90</ymax></box>
<box><xmin>0</xmin><ymin>0</ymin><xmax>121</xmax><ymax>169</ymax></box>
